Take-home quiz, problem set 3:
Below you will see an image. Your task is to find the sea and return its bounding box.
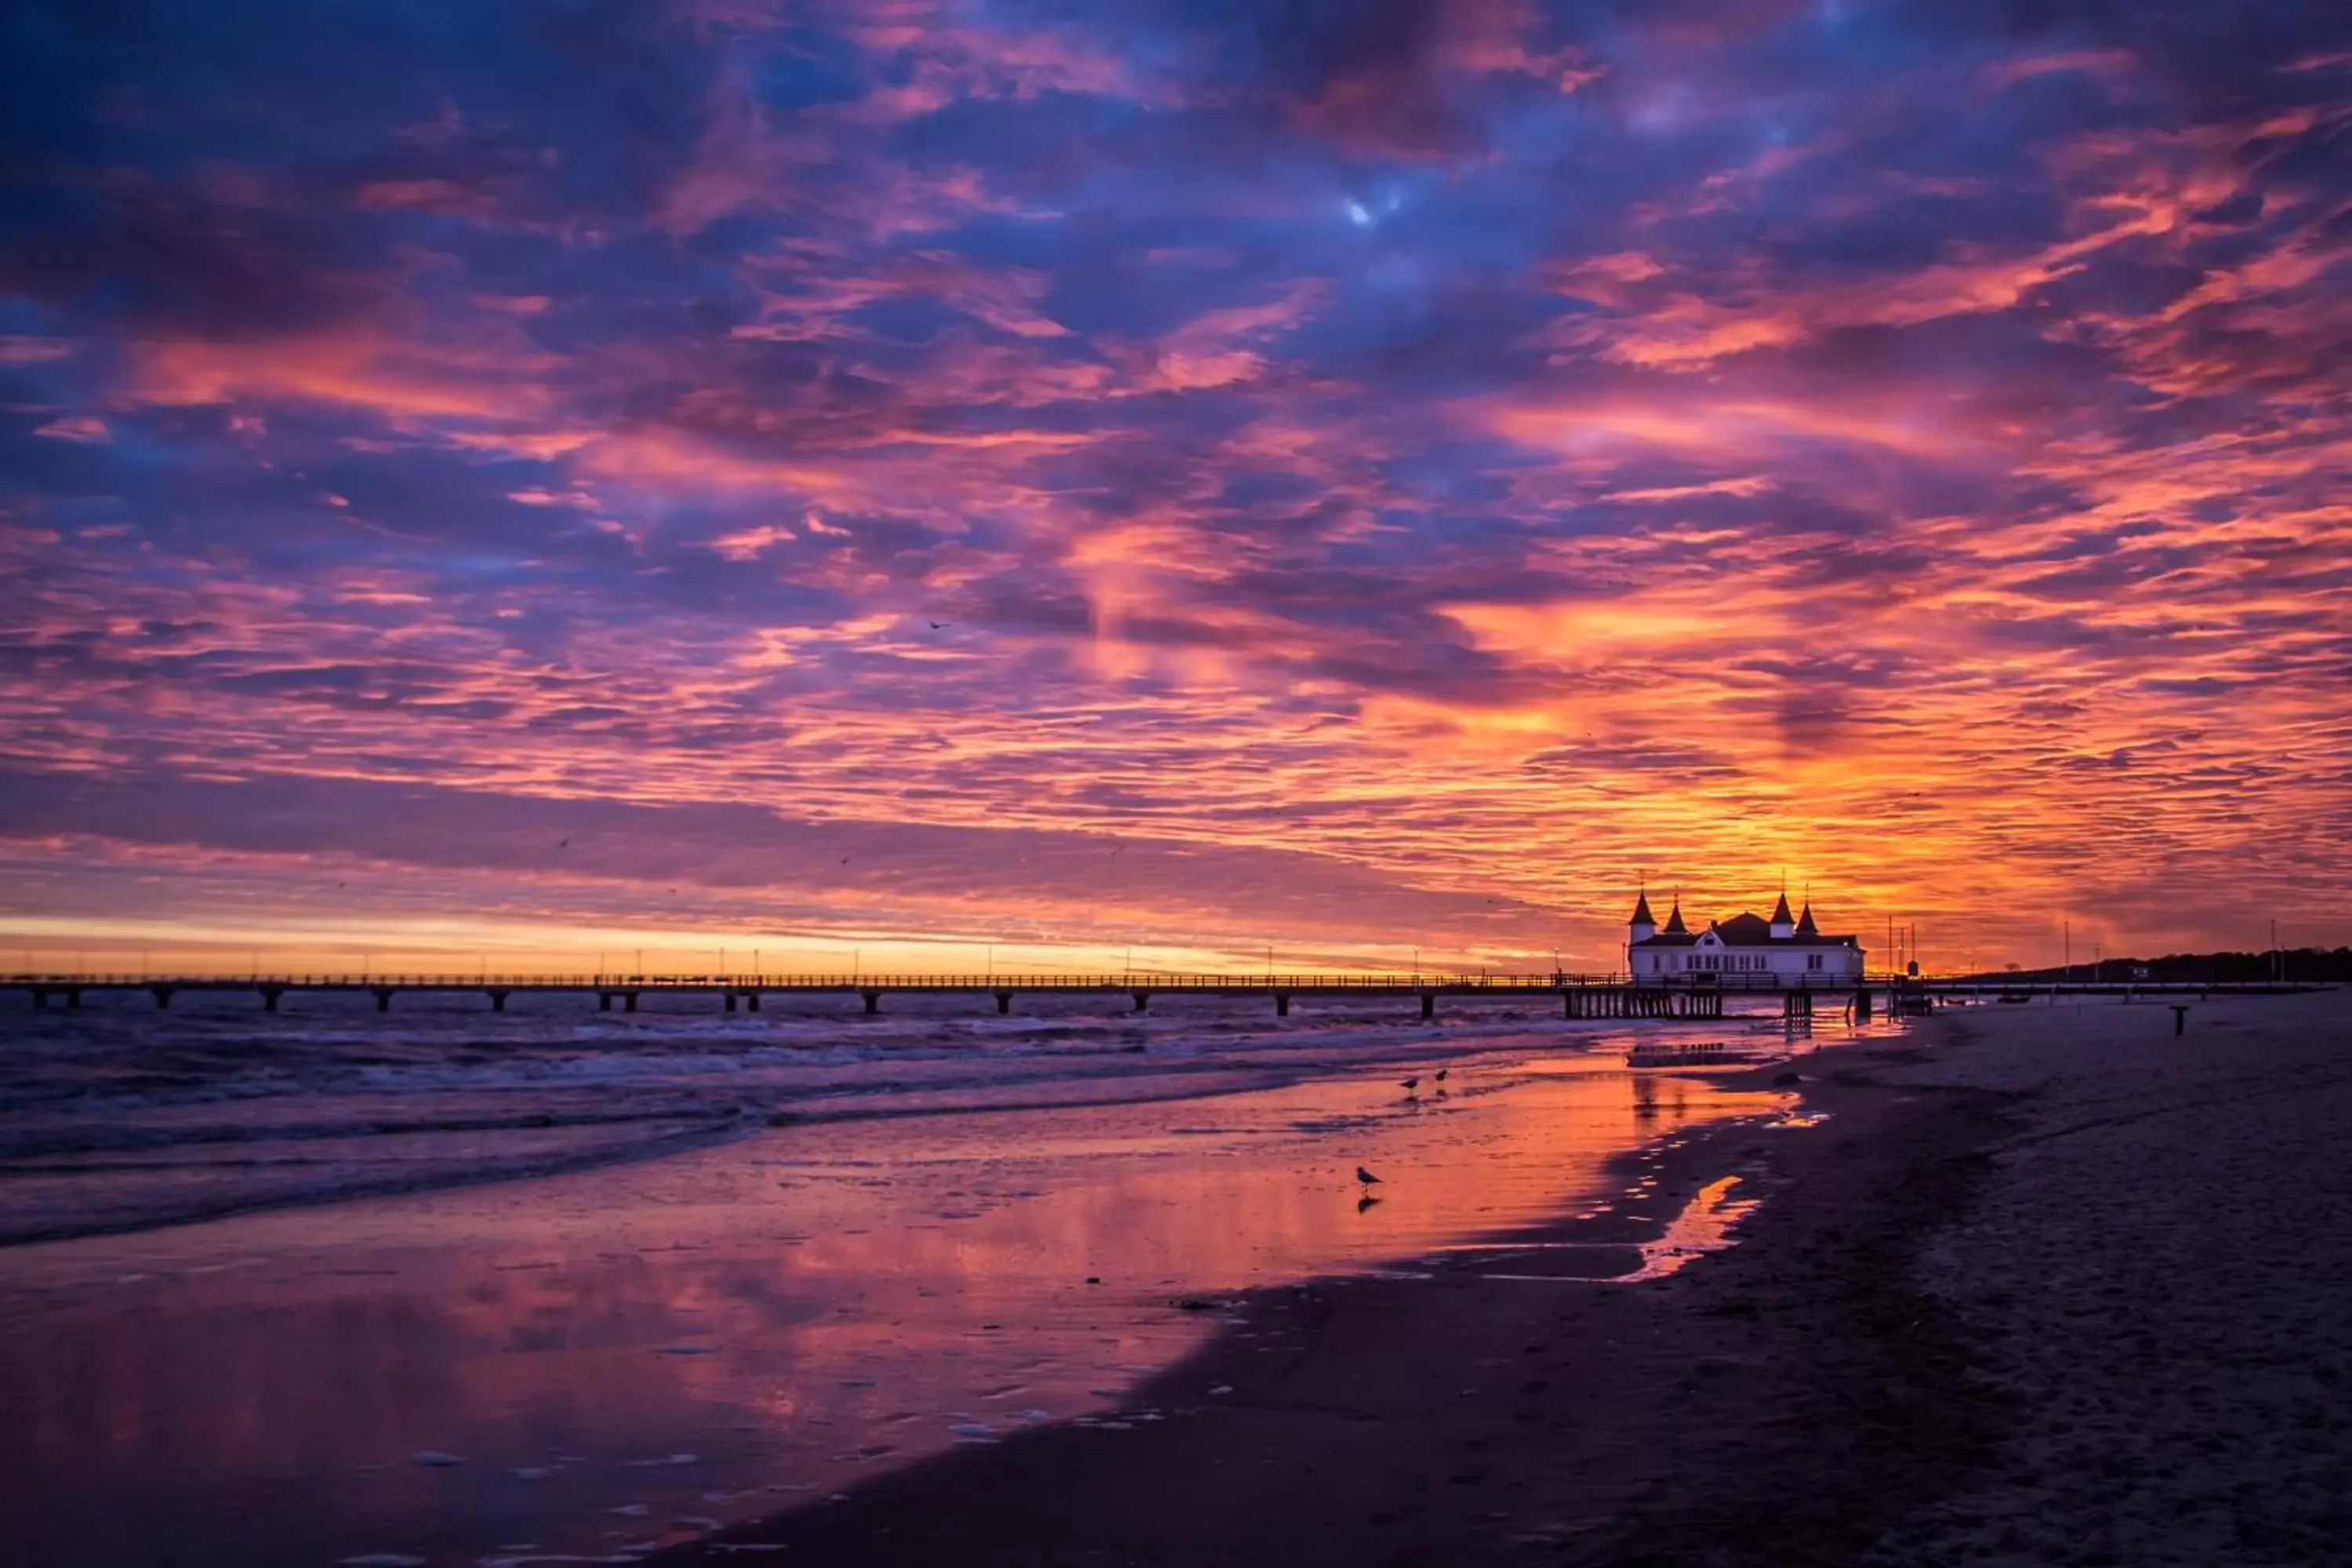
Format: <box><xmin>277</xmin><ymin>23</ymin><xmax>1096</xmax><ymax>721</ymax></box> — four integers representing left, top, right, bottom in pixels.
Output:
<box><xmin>0</xmin><ymin>987</ymin><xmax>1864</xmax><ymax>1567</ymax></box>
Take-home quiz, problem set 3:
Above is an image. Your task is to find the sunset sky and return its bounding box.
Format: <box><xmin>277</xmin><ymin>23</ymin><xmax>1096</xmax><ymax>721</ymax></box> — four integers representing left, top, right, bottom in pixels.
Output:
<box><xmin>4</xmin><ymin>1</ymin><xmax>2348</xmax><ymax>975</ymax></box>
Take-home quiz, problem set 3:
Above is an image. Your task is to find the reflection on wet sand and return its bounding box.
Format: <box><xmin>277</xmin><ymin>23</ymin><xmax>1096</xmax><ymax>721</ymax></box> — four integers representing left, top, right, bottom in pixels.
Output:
<box><xmin>0</xmin><ymin>1043</ymin><xmax>1788</xmax><ymax>1567</ymax></box>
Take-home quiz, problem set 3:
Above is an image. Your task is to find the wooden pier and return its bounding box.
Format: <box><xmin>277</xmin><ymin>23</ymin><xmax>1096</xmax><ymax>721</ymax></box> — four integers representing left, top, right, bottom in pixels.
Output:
<box><xmin>1</xmin><ymin>971</ymin><xmax>2316</xmax><ymax>1022</ymax></box>
<box><xmin>0</xmin><ymin>970</ymin><xmax>1871</xmax><ymax>1022</ymax></box>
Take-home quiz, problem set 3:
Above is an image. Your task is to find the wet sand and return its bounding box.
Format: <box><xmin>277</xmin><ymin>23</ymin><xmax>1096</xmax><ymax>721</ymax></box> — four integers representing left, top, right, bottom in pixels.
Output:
<box><xmin>0</xmin><ymin>1018</ymin><xmax>1804</xmax><ymax>1568</ymax></box>
<box><xmin>660</xmin><ymin>989</ymin><xmax>2352</xmax><ymax>1566</ymax></box>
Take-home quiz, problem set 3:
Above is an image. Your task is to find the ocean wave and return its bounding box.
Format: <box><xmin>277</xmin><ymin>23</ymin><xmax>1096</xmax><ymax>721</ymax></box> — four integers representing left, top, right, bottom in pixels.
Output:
<box><xmin>0</xmin><ymin>991</ymin><xmax>1634</xmax><ymax>1245</ymax></box>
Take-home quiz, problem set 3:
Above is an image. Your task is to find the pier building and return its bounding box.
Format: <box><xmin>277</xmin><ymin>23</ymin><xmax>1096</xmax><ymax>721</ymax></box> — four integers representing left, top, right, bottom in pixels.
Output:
<box><xmin>1627</xmin><ymin>889</ymin><xmax>1866</xmax><ymax>984</ymax></box>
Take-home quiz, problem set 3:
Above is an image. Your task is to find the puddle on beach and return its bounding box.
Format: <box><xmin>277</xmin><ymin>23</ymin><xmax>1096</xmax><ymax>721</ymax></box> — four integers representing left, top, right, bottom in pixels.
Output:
<box><xmin>0</xmin><ymin>1007</ymin><xmax>1871</xmax><ymax>1568</ymax></box>
<box><xmin>1447</xmin><ymin>1173</ymin><xmax>1764</xmax><ymax>1284</ymax></box>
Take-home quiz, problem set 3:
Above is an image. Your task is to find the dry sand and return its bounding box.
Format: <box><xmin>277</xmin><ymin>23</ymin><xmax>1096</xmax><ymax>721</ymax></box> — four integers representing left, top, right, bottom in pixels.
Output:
<box><xmin>1861</xmin><ymin>989</ymin><xmax>2352</xmax><ymax>1566</ymax></box>
<box><xmin>655</xmin><ymin>989</ymin><xmax>2352</xmax><ymax>1566</ymax></box>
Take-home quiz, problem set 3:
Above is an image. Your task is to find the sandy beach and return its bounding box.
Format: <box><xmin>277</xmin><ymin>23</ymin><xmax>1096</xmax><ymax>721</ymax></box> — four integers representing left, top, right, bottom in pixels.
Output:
<box><xmin>659</xmin><ymin>989</ymin><xmax>2352</xmax><ymax>1566</ymax></box>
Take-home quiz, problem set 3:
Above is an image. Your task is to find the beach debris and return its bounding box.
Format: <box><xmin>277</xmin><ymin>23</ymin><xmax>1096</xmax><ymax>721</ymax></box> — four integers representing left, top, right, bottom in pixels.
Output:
<box><xmin>408</xmin><ymin>1450</ymin><xmax>463</xmax><ymax>1467</ymax></box>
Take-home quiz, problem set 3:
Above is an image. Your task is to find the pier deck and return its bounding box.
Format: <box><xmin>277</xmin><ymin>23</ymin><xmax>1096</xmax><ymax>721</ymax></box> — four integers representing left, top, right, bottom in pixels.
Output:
<box><xmin>1</xmin><ymin>972</ymin><xmax>2317</xmax><ymax>1021</ymax></box>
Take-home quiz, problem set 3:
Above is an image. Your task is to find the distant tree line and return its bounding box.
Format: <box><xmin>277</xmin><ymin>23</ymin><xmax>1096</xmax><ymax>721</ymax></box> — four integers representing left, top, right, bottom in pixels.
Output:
<box><xmin>1956</xmin><ymin>948</ymin><xmax>2352</xmax><ymax>985</ymax></box>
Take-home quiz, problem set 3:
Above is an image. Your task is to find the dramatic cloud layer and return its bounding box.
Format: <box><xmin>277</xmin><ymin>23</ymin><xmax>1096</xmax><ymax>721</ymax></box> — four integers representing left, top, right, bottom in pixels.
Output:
<box><xmin>4</xmin><ymin>0</ymin><xmax>2349</xmax><ymax>971</ymax></box>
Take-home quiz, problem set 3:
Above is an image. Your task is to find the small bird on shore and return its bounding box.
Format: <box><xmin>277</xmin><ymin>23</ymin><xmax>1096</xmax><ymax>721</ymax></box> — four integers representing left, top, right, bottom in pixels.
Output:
<box><xmin>1400</xmin><ymin>1076</ymin><xmax>1420</xmax><ymax>1092</ymax></box>
<box><xmin>1356</xmin><ymin>1165</ymin><xmax>1381</xmax><ymax>1190</ymax></box>
<box><xmin>1434</xmin><ymin>1068</ymin><xmax>1449</xmax><ymax>1082</ymax></box>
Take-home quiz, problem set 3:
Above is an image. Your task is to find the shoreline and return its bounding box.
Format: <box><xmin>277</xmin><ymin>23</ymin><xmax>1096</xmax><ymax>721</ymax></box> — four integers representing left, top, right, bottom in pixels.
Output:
<box><xmin>661</xmin><ymin>990</ymin><xmax>2352</xmax><ymax>1566</ymax></box>
<box><xmin>2</xmin><ymin>1023</ymin><xmax>1810</xmax><ymax>1568</ymax></box>
<box><xmin>655</xmin><ymin>1023</ymin><xmax>2005</xmax><ymax>1565</ymax></box>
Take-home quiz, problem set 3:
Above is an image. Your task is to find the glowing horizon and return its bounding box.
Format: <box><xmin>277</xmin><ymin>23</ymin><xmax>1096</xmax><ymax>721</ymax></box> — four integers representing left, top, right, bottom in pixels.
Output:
<box><xmin>5</xmin><ymin>3</ymin><xmax>2349</xmax><ymax>973</ymax></box>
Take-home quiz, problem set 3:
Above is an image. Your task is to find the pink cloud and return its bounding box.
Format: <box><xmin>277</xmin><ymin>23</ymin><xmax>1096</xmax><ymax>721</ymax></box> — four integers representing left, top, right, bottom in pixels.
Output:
<box><xmin>32</xmin><ymin>415</ymin><xmax>110</xmax><ymax>443</ymax></box>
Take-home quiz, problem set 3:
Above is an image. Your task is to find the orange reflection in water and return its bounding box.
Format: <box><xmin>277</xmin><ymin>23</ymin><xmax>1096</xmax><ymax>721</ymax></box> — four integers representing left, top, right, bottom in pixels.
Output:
<box><xmin>0</xmin><ymin>1042</ymin><xmax>1784</xmax><ymax>1567</ymax></box>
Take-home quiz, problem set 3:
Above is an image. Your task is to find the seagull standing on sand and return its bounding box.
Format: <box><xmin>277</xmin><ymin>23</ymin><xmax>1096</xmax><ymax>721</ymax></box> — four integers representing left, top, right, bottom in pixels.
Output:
<box><xmin>1400</xmin><ymin>1076</ymin><xmax>1420</xmax><ymax>1096</ymax></box>
<box><xmin>1434</xmin><ymin>1068</ymin><xmax>1449</xmax><ymax>1082</ymax></box>
<box><xmin>1356</xmin><ymin>1165</ymin><xmax>1381</xmax><ymax>1192</ymax></box>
